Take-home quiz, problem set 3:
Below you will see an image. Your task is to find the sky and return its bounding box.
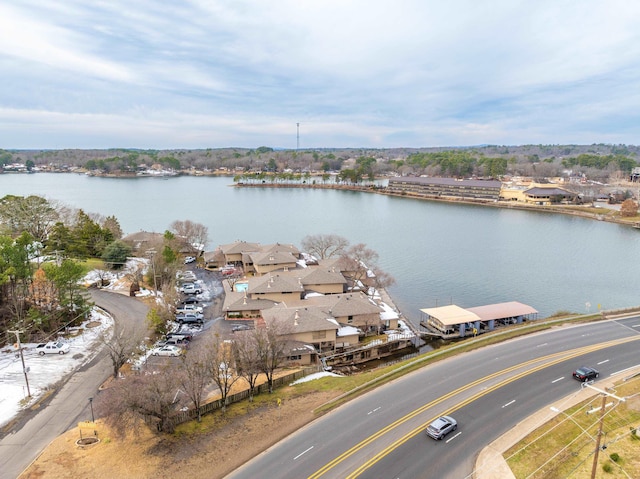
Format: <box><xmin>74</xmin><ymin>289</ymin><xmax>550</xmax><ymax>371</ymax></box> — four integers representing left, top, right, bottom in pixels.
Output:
<box><xmin>1</xmin><ymin>0</ymin><xmax>640</xmax><ymax>149</ymax></box>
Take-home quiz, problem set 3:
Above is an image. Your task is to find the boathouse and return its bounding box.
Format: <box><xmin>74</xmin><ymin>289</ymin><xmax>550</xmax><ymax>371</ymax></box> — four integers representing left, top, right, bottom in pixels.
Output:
<box><xmin>420</xmin><ymin>301</ymin><xmax>538</xmax><ymax>339</ymax></box>
<box><xmin>386</xmin><ymin>177</ymin><xmax>502</xmax><ymax>201</ymax></box>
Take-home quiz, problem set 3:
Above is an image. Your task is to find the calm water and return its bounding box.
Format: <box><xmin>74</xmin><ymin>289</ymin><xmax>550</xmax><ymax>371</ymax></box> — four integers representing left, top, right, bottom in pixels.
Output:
<box><xmin>2</xmin><ymin>173</ymin><xmax>640</xmax><ymax>323</ymax></box>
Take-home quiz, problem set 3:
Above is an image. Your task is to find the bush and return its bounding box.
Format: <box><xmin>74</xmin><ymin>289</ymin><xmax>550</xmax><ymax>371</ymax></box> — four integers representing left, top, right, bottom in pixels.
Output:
<box><xmin>102</xmin><ymin>240</ymin><xmax>132</xmax><ymax>269</ymax></box>
<box><xmin>609</xmin><ymin>452</ymin><xmax>620</xmax><ymax>463</ymax></box>
<box><xmin>620</xmin><ymin>198</ymin><xmax>638</xmax><ymax>217</ymax></box>
<box><xmin>602</xmin><ymin>462</ymin><xmax>613</xmax><ymax>473</ymax></box>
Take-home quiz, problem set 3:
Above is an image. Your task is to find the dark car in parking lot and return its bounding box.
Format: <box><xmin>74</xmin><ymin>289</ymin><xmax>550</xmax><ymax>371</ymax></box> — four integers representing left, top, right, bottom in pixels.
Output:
<box><xmin>166</xmin><ymin>332</ymin><xmax>193</xmax><ymax>342</ymax></box>
<box><xmin>180</xmin><ymin>296</ymin><xmax>200</xmax><ymax>305</ymax></box>
<box><xmin>572</xmin><ymin>366</ymin><xmax>599</xmax><ymax>382</ymax></box>
<box><xmin>176</xmin><ymin>312</ymin><xmax>204</xmax><ymax>324</ymax></box>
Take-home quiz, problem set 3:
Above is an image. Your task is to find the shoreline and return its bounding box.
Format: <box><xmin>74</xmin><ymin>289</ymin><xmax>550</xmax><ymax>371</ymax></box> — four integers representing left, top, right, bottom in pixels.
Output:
<box><xmin>5</xmin><ymin>169</ymin><xmax>637</xmax><ymax>229</ymax></box>
<box><xmin>234</xmin><ymin>181</ymin><xmax>640</xmax><ymax>229</ymax></box>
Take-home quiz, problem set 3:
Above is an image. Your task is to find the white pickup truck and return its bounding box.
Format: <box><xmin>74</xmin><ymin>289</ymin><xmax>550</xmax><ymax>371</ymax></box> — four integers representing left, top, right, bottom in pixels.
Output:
<box><xmin>35</xmin><ymin>341</ymin><xmax>70</xmax><ymax>355</ymax></box>
<box><xmin>180</xmin><ymin>283</ymin><xmax>202</xmax><ymax>295</ymax></box>
<box><xmin>176</xmin><ymin>303</ymin><xmax>203</xmax><ymax>314</ymax></box>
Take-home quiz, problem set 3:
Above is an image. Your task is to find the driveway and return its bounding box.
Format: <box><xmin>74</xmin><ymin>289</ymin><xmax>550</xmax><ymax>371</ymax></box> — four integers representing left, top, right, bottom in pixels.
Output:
<box><xmin>0</xmin><ymin>290</ymin><xmax>149</xmax><ymax>479</ymax></box>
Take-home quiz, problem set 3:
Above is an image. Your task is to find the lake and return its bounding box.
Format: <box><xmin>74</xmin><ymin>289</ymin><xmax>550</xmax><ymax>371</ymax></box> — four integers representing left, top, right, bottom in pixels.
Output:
<box><xmin>2</xmin><ymin>172</ymin><xmax>639</xmax><ymax>324</ymax></box>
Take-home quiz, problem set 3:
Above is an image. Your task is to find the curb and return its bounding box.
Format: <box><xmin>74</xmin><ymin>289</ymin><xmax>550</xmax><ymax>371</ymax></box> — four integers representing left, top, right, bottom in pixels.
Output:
<box><xmin>473</xmin><ymin>366</ymin><xmax>640</xmax><ymax>478</ymax></box>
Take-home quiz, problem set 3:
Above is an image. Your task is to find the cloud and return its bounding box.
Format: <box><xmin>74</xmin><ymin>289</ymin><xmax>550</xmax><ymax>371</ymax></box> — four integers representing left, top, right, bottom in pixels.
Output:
<box><xmin>1</xmin><ymin>0</ymin><xmax>640</xmax><ymax>148</ymax></box>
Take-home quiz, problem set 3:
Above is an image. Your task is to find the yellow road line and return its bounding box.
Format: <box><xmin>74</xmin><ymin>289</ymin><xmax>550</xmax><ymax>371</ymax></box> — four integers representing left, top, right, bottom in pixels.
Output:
<box><xmin>308</xmin><ymin>335</ymin><xmax>640</xmax><ymax>479</ymax></box>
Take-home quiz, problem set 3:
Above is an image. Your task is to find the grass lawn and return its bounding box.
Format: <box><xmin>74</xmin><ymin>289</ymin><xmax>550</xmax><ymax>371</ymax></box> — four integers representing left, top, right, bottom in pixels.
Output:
<box><xmin>505</xmin><ymin>376</ymin><xmax>640</xmax><ymax>478</ymax></box>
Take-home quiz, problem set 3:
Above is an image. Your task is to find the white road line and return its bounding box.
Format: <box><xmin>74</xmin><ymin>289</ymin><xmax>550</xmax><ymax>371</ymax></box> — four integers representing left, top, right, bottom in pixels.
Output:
<box><xmin>367</xmin><ymin>407</ymin><xmax>382</xmax><ymax>415</ymax></box>
<box><xmin>611</xmin><ymin>364</ymin><xmax>640</xmax><ymax>376</ymax></box>
<box><xmin>446</xmin><ymin>431</ymin><xmax>462</xmax><ymax>443</ymax></box>
<box><xmin>294</xmin><ymin>446</ymin><xmax>314</xmax><ymax>460</ymax></box>
<box><xmin>536</xmin><ymin>343</ymin><xmax>548</xmax><ymax>347</ymax></box>
<box><xmin>597</xmin><ymin>359</ymin><xmax>609</xmax><ymax>365</ymax></box>
<box><xmin>632</xmin><ymin>324</ymin><xmax>640</xmax><ymax>327</ymax></box>
<box><xmin>552</xmin><ymin>377</ymin><xmax>564</xmax><ymax>383</ymax></box>
<box><xmin>502</xmin><ymin>399</ymin><xmax>516</xmax><ymax>408</ymax></box>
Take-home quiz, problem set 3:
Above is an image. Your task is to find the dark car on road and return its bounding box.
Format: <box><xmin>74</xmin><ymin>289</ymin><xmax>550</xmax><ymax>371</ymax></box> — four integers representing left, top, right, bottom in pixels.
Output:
<box><xmin>572</xmin><ymin>366</ymin><xmax>599</xmax><ymax>382</ymax></box>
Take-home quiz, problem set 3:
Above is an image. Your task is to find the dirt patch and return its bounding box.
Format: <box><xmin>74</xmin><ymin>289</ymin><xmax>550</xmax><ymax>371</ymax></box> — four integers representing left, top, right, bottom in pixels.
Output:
<box><xmin>20</xmin><ymin>389</ymin><xmax>338</xmax><ymax>479</ymax></box>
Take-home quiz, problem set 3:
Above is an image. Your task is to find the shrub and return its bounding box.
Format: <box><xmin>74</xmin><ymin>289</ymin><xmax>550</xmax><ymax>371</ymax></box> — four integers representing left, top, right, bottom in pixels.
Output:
<box><xmin>602</xmin><ymin>462</ymin><xmax>613</xmax><ymax>473</ymax></box>
<box><xmin>609</xmin><ymin>452</ymin><xmax>620</xmax><ymax>463</ymax></box>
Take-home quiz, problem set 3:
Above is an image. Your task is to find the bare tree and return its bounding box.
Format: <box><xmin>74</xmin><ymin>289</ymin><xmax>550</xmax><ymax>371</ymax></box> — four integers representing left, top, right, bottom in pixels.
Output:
<box><xmin>301</xmin><ymin>234</ymin><xmax>349</xmax><ymax>260</ymax></box>
<box><xmin>203</xmin><ymin>333</ymin><xmax>240</xmax><ymax>410</ymax></box>
<box><xmin>254</xmin><ymin>317</ymin><xmax>292</xmax><ymax>393</ymax></box>
<box><xmin>96</xmin><ymin>368</ymin><xmax>182</xmax><ymax>434</ymax></box>
<box><xmin>224</xmin><ymin>267</ymin><xmax>244</xmax><ymax>291</ymax></box>
<box><xmin>232</xmin><ymin>330</ymin><xmax>262</xmax><ymax>401</ymax></box>
<box><xmin>371</xmin><ymin>269</ymin><xmax>396</xmax><ymax>294</ymax></box>
<box><xmin>338</xmin><ymin>243</ymin><xmax>378</xmax><ymax>292</ymax></box>
<box><xmin>177</xmin><ymin>343</ymin><xmax>212</xmax><ymax>422</ymax></box>
<box><xmin>98</xmin><ymin>322</ymin><xmax>144</xmax><ymax>378</ymax></box>
<box><xmin>91</xmin><ymin>269</ymin><xmax>112</xmax><ymax>288</ymax></box>
<box><xmin>170</xmin><ymin>219</ymin><xmax>209</xmax><ymax>251</ymax></box>
<box><xmin>339</xmin><ymin>243</ymin><xmax>394</xmax><ymax>296</ymax></box>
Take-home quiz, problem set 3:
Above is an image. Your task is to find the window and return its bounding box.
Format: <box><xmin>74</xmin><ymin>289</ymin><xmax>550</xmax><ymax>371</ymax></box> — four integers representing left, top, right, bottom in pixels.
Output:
<box><xmin>347</xmin><ymin>315</ymin><xmax>354</xmax><ymax>324</ymax></box>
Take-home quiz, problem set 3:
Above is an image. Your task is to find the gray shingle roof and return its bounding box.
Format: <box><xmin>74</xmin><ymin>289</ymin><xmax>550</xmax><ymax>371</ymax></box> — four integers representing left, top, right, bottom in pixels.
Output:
<box><xmin>262</xmin><ymin>305</ymin><xmax>339</xmax><ymax>333</ymax></box>
<box><xmin>248</xmin><ymin>273</ymin><xmax>305</xmax><ymax>294</ymax></box>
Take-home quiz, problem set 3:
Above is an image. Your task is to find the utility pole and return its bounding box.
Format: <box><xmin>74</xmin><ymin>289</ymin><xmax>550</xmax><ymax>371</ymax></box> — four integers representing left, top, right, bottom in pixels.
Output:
<box><xmin>590</xmin><ymin>393</ymin><xmax>607</xmax><ymax>479</ymax></box>
<box><xmin>583</xmin><ymin>382</ymin><xmax>626</xmax><ymax>479</ymax></box>
<box><xmin>296</xmin><ymin>122</ymin><xmax>300</xmax><ymax>151</ymax></box>
<box><xmin>8</xmin><ymin>329</ymin><xmax>31</xmax><ymax>398</ymax></box>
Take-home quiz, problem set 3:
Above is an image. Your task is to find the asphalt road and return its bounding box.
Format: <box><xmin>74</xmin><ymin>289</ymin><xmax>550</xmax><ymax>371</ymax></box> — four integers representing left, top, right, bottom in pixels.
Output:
<box><xmin>225</xmin><ymin>316</ymin><xmax>640</xmax><ymax>479</ymax></box>
<box><xmin>0</xmin><ymin>289</ymin><xmax>149</xmax><ymax>479</ymax></box>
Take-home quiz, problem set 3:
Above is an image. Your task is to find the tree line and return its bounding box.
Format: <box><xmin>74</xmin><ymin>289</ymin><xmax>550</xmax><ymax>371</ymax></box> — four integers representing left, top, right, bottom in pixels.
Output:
<box><xmin>3</xmin><ymin>145</ymin><xmax>639</xmax><ymax>183</ymax></box>
<box><xmin>96</xmin><ymin>318</ymin><xmax>291</xmax><ymax>433</ymax></box>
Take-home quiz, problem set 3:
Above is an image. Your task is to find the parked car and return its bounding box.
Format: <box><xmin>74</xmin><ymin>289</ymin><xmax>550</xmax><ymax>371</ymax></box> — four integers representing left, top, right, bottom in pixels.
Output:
<box><xmin>151</xmin><ymin>345</ymin><xmax>182</xmax><ymax>357</ymax></box>
<box><xmin>180</xmin><ymin>296</ymin><xmax>200</xmax><ymax>305</ymax></box>
<box><xmin>176</xmin><ymin>303</ymin><xmax>203</xmax><ymax>314</ymax></box>
<box><xmin>166</xmin><ymin>332</ymin><xmax>194</xmax><ymax>342</ymax></box>
<box><xmin>221</xmin><ymin>266</ymin><xmax>237</xmax><ymax>276</ymax></box>
<box><xmin>180</xmin><ymin>283</ymin><xmax>202</xmax><ymax>295</ymax></box>
<box><xmin>176</xmin><ymin>312</ymin><xmax>204</xmax><ymax>323</ymax></box>
<box><xmin>180</xmin><ymin>271</ymin><xmax>197</xmax><ymax>281</ymax></box>
<box><xmin>35</xmin><ymin>341</ymin><xmax>70</xmax><ymax>355</ymax></box>
<box><xmin>232</xmin><ymin>324</ymin><xmax>254</xmax><ymax>332</ymax></box>
<box><xmin>573</xmin><ymin>366</ymin><xmax>599</xmax><ymax>382</ymax></box>
<box><xmin>184</xmin><ymin>256</ymin><xmax>196</xmax><ymax>264</ymax></box>
<box><xmin>426</xmin><ymin>416</ymin><xmax>457</xmax><ymax>440</ymax></box>
<box><xmin>161</xmin><ymin>337</ymin><xmax>190</xmax><ymax>348</ymax></box>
